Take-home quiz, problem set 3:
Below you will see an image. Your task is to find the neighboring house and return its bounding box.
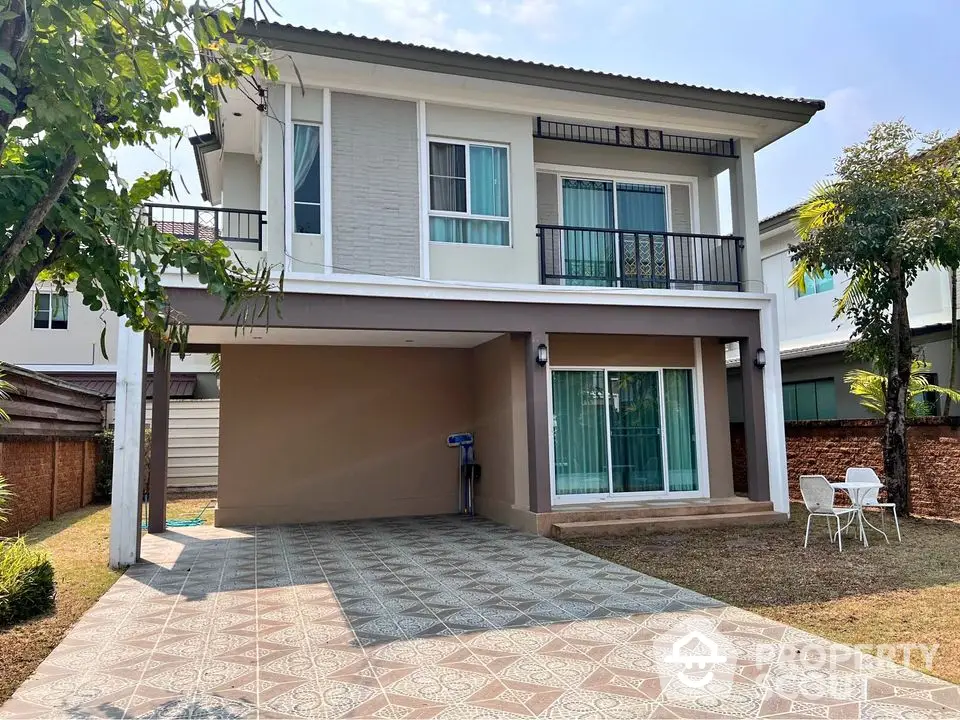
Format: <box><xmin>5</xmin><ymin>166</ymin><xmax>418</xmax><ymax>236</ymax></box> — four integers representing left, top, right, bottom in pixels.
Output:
<box><xmin>728</xmin><ymin>207</ymin><xmax>958</xmax><ymax>421</ymax></box>
<box><xmin>0</xmin><ymin>282</ymin><xmax>220</xmax><ymax>400</ymax></box>
<box><xmin>108</xmin><ymin>23</ymin><xmax>825</xmax><ymax>565</ymax></box>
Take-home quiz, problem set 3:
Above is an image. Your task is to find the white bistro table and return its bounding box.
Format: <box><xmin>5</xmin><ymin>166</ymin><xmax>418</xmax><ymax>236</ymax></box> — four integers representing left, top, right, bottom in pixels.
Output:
<box><xmin>829</xmin><ymin>481</ymin><xmax>889</xmax><ymax>547</ymax></box>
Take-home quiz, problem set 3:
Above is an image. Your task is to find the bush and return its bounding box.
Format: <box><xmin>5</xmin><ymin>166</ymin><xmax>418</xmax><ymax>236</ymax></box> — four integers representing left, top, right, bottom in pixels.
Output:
<box><xmin>0</xmin><ymin>538</ymin><xmax>55</xmax><ymax>626</ymax></box>
<box><xmin>94</xmin><ymin>431</ymin><xmax>114</xmax><ymax>501</ymax></box>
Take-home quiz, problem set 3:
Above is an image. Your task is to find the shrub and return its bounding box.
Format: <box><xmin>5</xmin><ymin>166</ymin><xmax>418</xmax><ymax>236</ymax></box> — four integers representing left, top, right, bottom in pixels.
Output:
<box><xmin>0</xmin><ymin>538</ymin><xmax>55</xmax><ymax>626</ymax></box>
<box><xmin>94</xmin><ymin>431</ymin><xmax>114</xmax><ymax>501</ymax></box>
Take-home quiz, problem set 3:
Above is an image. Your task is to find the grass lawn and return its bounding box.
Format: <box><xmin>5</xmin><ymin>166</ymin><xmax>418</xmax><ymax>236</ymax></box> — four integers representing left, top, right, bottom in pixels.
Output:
<box><xmin>0</xmin><ymin>494</ymin><xmax>215</xmax><ymax>704</ymax></box>
<box><xmin>567</xmin><ymin>508</ymin><xmax>960</xmax><ymax>685</ymax></box>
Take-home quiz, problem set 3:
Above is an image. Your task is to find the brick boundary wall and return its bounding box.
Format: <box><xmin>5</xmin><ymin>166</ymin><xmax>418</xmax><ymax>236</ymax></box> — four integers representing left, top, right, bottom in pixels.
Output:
<box><xmin>0</xmin><ymin>437</ymin><xmax>98</xmax><ymax>536</ymax></box>
<box><xmin>731</xmin><ymin>418</ymin><xmax>960</xmax><ymax>520</ymax></box>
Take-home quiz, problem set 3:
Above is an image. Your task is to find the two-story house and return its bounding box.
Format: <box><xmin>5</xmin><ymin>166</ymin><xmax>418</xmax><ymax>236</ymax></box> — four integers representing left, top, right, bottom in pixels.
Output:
<box><xmin>728</xmin><ymin>207</ymin><xmax>958</xmax><ymax>423</ymax></box>
<box><xmin>108</xmin><ymin>23</ymin><xmax>824</xmax><ymax>566</ymax></box>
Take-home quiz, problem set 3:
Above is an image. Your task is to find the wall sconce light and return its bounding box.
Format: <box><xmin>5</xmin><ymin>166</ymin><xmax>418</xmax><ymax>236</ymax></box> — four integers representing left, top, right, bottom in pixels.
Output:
<box><xmin>536</xmin><ymin>343</ymin><xmax>548</xmax><ymax>367</ymax></box>
<box><xmin>754</xmin><ymin>347</ymin><xmax>766</xmax><ymax>369</ymax></box>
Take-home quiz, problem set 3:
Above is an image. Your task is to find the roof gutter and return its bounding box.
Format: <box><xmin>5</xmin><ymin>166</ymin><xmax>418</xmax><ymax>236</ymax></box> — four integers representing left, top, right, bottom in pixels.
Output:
<box><xmin>238</xmin><ymin>21</ymin><xmax>824</xmax><ymax>125</ymax></box>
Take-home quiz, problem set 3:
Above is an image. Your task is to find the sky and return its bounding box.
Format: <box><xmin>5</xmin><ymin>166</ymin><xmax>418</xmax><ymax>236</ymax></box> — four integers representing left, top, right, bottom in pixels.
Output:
<box><xmin>118</xmin><ymin>0</ymin><xmax>960</xmax><ymax>224</ymax></box>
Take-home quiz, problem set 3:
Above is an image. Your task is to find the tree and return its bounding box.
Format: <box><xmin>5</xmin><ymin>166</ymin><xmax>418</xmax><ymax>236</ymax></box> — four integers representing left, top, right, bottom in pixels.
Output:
<box><xmin>846</xmin><ymin>360</ymin><xmax>960</xmax><ymax>417</ymax></box>
<box><xmin>0</xmin><ymin>0</ymin><xmax>282</xmax><ymax>352</ymax></box>
<box><xmin>789</xmin><ymin>121</ymin><xmax>960</xmax><ymax>514</ymax></box>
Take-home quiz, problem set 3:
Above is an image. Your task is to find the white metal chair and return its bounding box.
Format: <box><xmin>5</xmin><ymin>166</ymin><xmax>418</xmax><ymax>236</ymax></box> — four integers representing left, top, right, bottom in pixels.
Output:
<box><xmin>800</xmin><ymin>475</ymin><xmax>857</xmax><ymax>551</ymax></box>
<box><xmin>851</xmin><ymin>476</ymin><xmax>902</xmax><ymax>543</ymax></box>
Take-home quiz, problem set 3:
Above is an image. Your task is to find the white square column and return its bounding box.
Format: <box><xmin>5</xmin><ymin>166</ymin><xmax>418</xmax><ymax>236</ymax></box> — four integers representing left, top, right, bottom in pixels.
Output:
<box><xmin>109</xmin><ymin>324</ymin><xmax>146</xmax><ymax>568</ymax></box>
<box><xmin>730</xmin><ymin>138</ymin><xmax>763</xmax><ymax>293</ymax></box>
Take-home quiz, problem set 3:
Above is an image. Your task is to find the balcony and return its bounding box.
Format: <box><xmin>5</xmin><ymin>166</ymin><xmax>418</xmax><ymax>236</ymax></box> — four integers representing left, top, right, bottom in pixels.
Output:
<box><xmin>538</xmin><ymin>225</ymin><xmax>743</xmax><ymax>291</ymax></box>
<box><xmin>143</xmin><ymin>203</ymin><xmax>266</xmax><ymax>251</ymax></box>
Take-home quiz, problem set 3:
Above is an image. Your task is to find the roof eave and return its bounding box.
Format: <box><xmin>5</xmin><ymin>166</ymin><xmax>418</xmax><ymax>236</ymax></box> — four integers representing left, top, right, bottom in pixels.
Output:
<box><xmin>190</xmin><ymin>129</ymin><xmax>221</xmax><ymax>203</ymax></box>
<box><xmin>238</xmin><ymin>21</ymin><xmax>824</xmax><ymax>125</ymax></box>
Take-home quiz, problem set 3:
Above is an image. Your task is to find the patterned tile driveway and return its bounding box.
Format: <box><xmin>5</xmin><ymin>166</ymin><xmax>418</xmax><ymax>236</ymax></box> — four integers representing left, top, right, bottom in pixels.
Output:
<box><xmin>3</xmin><ymin>516</ymin><xmax>959</xmax><ymax>719</ymax></box>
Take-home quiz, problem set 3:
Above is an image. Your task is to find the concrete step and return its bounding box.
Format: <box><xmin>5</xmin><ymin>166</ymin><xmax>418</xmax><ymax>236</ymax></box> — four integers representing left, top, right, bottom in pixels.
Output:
<box><xmin>541</xmin><ymin>499</ymin><xmax>774</xmax><ymax>526</ymax></box>
<box><xmin>552</xmin><ymin>510</ymin><xmax>787</xmax><ymax>539</ymax></box>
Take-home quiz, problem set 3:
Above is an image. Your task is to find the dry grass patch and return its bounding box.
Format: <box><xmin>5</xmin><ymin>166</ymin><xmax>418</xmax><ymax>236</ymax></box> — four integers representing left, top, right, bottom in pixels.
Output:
<box><xmin>567</xmin><ymin>509</ymin><xmax>960</xmax><ymax>684</ymax></box>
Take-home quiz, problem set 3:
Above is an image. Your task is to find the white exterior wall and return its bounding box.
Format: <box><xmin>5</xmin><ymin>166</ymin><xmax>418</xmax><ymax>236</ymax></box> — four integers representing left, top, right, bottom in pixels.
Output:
<box><xmin>427</xmin><ymin>105</ymin><xmax>537</xmax><ymax>284</ymax></box>
<box><xmin>0</xmin><ymin>285</ymin><xmax>212</xmax><ymax>375</ymax></box>
<box><xmin>761</xmin><ymin>223</ymin><xmax>954</xmax><ymax>356</ymax></box>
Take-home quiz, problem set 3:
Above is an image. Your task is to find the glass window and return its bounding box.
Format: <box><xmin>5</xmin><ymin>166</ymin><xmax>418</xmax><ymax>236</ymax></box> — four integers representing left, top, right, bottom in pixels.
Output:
<box><xmin>796</xmin><ymin>269</ymin><xmax>834</xmax><ymax>297</ymax></box>
<box><xmin>292</xmin><ymin>124</ymin><xmax>321</xmax><ymax>234</ymax></box>
<box><xmin>782</xmin><ymin>379</ymin><xmax>836</xmax><ymax>421</ymax></box>
<box><xmin>33</xmin><ymin>291</ymin><xmax>67</xmax><ymax>330</ymax></box>
<box><xmin>429</xmin><ymin>140</ymin><xmax>509</xmax><ymax>246</ymax></box>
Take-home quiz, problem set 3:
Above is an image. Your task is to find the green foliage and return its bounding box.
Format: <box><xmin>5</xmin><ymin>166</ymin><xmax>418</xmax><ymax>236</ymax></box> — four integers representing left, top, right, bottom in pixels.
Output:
<box><xmin>789</xmin><ymin>122</ymin><xmax>960</xmax><ymax>370</ymax></box>
<box><xmin>0</xmin><ymin>475</ymin><xmax>12</xmax><ymax>525</ymax></box>
<box><xmin>0</xmin><ymin>0</ymin><xmax>283</xmax><ymax>347</ymax></box>
<box><xmin>846</xmin><ymin>360</ymin><xmax>960</xmax><ymax>417</ymax></box>
<box><xmin>94</xmin><ymin>430</ymin><xmax>114</xmax><ymax>502</ymax></box>
<box><xmin>0</xmin><ymin>537</ymin><xmax>55</xmax><ymax>626</ymax></box>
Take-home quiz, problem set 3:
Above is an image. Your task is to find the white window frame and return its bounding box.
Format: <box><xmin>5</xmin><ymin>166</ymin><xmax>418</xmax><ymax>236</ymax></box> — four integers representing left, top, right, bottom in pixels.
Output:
<box><xmin>427</xmin><ymin>137</ymin><xmax>512</xmax><ymax>247</ymax></box>
<box><xmin>291</xmin><ymin>120</ymin><xmax>324</xmax><ymax>237</ymax></box>
<box><xmin>547</xmin><ymin>360</ymin><xmax>709</xmax><ymax>506</ymax></box>
<box><xmin>32</xmin><ymin>290</ymin><xmax>68</xmax><ymax>331</ymax></box>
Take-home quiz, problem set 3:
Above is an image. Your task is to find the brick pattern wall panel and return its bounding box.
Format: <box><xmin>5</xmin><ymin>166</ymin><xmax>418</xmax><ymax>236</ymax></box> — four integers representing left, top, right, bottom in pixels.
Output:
<box><xmin>730</xmin><ymin>420</ymin><xmax>960</xmax><ymax>520</ymax></box>
<box><xmin>54</xmin><ymin>441</ymin><xmax>84</xmax><ymax>516</ymax></box>
<box><xmin>82</xmin><ymin>440</ymin><xmax>96</xmax><ymax>505</ymax></box>
<box><xmin>331</xmin><ymin>93</ymin><xmax>420</xmax><ymax>277</ymax></box>
<box><xmin>0</xmin><ymin>440</ymin><xmax>54</xmax><ymax>535</ymax></box>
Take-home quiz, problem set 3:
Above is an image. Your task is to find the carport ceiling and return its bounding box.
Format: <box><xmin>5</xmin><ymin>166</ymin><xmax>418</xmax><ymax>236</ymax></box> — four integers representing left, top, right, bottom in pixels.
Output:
<box><xmin>189</xmin><ymin>327</ymin><xmax>503</xmax><ymax>348</ymax></box>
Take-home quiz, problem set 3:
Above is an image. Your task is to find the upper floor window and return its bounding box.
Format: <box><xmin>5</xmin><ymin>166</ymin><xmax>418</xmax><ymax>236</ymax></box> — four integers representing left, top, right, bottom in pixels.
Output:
<box><xmin>796</xmin><ymin>269</ymin><xmax>834</xmax><ymax>297</ymax></box>
<box><xmin>34</xmin><ymin>291</ymin><xmax>68</xmax><ymax>330</ymax></box>
<box><xmin>782</xmin><ymin>378</ymin><xmax>836</xmax><ymax>421</ymax></box>
<box><xmin>293</xmin><ymin>123</ymin><xmax>322</xmax><ymax>235</ymax></box>
<box><xmin>428</xmin><ymin>140</ymin><xmax>509</xmax><ymax>246</ymax></box>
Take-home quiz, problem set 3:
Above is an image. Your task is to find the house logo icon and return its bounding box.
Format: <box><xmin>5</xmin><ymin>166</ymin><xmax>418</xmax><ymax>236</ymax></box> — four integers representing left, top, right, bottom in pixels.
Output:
<box><xmin>663</xmin><ymin>630</ymin><xmax>728</xmax><ymax>688</ymax></box>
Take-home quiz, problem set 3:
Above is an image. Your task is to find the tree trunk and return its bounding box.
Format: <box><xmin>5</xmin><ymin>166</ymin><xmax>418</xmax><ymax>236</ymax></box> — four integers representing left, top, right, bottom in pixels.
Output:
<box><xmin>947</xmin><ymin>266</ymin><xmax>959</xmax><ymax>416</ymax></box>
<box><xmin>884</xmin><ymin>263</ymin><xmax>912</xmax><ymax>515</ymax></box>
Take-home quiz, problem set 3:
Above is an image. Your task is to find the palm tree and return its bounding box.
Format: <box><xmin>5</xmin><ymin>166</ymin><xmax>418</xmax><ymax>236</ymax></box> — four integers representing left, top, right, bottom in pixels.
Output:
<box><xmin>845</xmin><ymin>360</ymin><xmax>960</xmax><ymax>417</ymax></box>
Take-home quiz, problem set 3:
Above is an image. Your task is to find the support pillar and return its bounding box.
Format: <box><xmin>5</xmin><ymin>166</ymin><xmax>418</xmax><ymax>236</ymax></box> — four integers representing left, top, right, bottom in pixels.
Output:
<box><xmin>730</xmin><ymin>138</ymin><xmax>762</xmax><ymax>293</ymax></box>
<box><xmin>525</xmin><ymin>331</ymin><xmax>552</xmax><ymax>514</ymax></box>
<box><xmin>147</xmin><ymin>342</ymin><xmax>170</xmax><ymax>533</ymax></box>
<box><xmin>109</xmin><ymin>324</ymin><xmax>146</xmax><ymax>568</ymax></box>
<box><xmin>739</xmin><ymin>335</ymin><xmax>770</xmax><ymax>502</ymax></box>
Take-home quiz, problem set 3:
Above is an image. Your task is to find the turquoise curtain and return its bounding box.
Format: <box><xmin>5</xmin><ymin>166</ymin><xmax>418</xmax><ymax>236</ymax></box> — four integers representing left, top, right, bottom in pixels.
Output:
<box><xmin>430</xmin><ymin>217</ymin><xmax>508</xmax><ymax>245</ymax></box>
<box><xmin>562</xmin><ymin>179</ymin><xmax>615</xmax><ymax>286</ymax></box>
<box><xmin>552</xmin><ymin>371</ymin><xmax>609</xmax><ymax>495</ymax></box>
<box><xmin>608</xmin><ymin>371</ymin><xmax>664</xmax><ymax>493</ymax></box>
<box><xmin>616</xmin><ymin>183</ymin><xmax>667</xmax><ymax>231</ymax></box>
<box><xmin>469</xmin><ymin>145</ymin><xmax>508</xmax><ymax>217</ymax></box>
<box><xmin>663</xmin><ymin>369</ymin><xmax>699</xmax><ymax>491</ymax></box>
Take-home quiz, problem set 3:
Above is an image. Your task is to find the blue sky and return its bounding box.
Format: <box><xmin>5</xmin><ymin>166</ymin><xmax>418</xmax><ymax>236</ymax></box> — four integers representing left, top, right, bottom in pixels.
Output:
<box><xmin>122</xmin><ymin>0</ymin><xmax>959</xmax><ymax>221</ymax></box>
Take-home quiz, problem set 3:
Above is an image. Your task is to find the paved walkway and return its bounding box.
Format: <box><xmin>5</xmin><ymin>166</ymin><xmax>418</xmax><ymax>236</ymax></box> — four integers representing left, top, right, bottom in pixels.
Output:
<box><xmin>2</xmin><ymin>516</ymin><xmax>958</xmax><ymax>718</ymax></box>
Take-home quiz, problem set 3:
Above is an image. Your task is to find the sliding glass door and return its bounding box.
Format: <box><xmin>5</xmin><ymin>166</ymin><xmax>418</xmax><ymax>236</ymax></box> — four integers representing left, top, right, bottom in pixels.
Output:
<box><xmin>560</xmin><ymin>178</ymin><xmax>669</xmax><ymax>287</ymax></box>
<box><xmin>551</xmin><ymin>368</ymin><xmax>700</xmax><ymax>500</ymax></box>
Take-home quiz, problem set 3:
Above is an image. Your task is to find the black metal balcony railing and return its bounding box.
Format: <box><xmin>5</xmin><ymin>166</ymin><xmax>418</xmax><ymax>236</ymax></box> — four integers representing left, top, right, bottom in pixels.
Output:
<box><xmin>142</xmin><ymin>203</ymin><xmax>266</xmax><ymax>250</ymax></box>
<box><xmin>535</xmin><ymin>117</ymin><xmax>738</xmax><ymax>159</ymax></box>
<box><xmin>537</xmin><ymin>224</ymin><xmax>743</xmax><ymax>291</ymax></box>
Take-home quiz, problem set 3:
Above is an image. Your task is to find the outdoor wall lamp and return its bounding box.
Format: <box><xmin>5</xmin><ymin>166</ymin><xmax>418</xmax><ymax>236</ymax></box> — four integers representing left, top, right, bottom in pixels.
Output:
<box><xmin>536</xmin><ymin>343</ymin><xmax>549</xmax><ymax>367</ymax></box>
<box><xmin>754</xmin><ymin>347</ymin><xmax>767</xmax><ymax>370</ymax></box>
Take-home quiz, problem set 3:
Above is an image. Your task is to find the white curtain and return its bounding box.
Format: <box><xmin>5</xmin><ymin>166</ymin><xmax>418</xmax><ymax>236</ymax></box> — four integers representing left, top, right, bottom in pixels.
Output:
<box><xmin>293</xmin><ymin>125</ymin><xmax>320</xmax><ymax>198</ymax></box>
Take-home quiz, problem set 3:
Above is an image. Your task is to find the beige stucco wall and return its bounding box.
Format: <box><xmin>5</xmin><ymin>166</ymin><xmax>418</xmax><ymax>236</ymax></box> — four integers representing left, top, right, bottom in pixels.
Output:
<box><xmin>471</xmin><ymin>335</ymin><xmax>531</xmax><ymax>527</ymax></box>
<box><xmin>701</xmin><ymin>338</ymin><xmax>735</xmax><ymax>497</ymax></box>
<box><xmin>216</xmin><ymin>344</ymin><xmax>474</xmax><ymax>525</ymax></box>
<box><xmin>221</xmin><ymin>153</ymin><xmax>260</xmax><ymax>210</ymax></box>
<box><xmin>533</xmin><ymin>139</ymin><xmax>721</xmax><ymax>235</ymax></box>
<box><xmin>549</xmin><ymin>334</ymin><xmax>696</xmax><ymax>367</ymax></box>
<box><xmin>426</xmin><ymin>105</ymin><xmax>537</xmax><ymax>284</ymax></box>
<box><xmin>548</xmin><ymin>333</ymin><xmax>734</xmax><ymax>499</ymax></box>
